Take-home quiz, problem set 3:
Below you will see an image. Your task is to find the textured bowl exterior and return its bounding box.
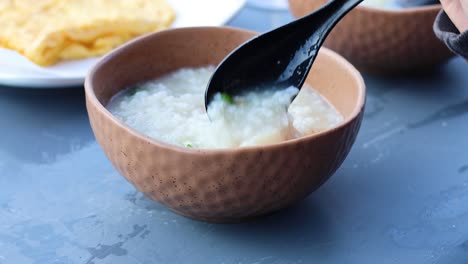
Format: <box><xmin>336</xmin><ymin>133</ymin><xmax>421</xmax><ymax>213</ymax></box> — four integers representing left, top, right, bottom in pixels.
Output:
<box><xmin>85</xmin><ymin>27</ymin><xmax>365</xmax><ymax>222</ymax></box>
<box><xmin>288</xmin><ymin>0</ymin><xmax>454</xmax><ymax>74</ymax></box>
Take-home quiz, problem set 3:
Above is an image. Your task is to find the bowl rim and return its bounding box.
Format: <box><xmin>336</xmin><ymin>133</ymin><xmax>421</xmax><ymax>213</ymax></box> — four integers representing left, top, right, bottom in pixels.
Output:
<box><xmin>85</xmin><ymin>26</ymin><xmax>366</xmax><ymax>154</ymax></box>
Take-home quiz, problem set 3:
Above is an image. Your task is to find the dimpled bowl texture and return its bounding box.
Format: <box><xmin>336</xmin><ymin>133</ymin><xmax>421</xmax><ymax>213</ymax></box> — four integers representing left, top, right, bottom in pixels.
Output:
<box><xmin>288</xmin><ymin>0</ymin><xmax>454</xmax><ymax>74</ymax></box>
<box><xmin>85</xmin><ymin>27</ymin><xmax>365</xmax><ymax>223</ymax></box>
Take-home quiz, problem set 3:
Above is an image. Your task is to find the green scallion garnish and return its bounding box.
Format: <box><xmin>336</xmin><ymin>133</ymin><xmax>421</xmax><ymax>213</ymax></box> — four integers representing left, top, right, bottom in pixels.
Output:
<box><xmin>129</xmin><ymin>87</ymin><xmax>143</xmax><ymax>96</ymax></box>
<box><xmin>220</xmin><ymin>93</ymin><xmax>234</xmax><ymax>104</ymax></box>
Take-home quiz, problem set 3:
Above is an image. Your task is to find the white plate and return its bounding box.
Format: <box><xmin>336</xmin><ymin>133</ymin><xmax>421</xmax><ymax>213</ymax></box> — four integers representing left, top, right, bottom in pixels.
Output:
<box><xmin>0</xmin><ymin>0</ymin><xmax>246</xmax><ymax>88</ymax></box>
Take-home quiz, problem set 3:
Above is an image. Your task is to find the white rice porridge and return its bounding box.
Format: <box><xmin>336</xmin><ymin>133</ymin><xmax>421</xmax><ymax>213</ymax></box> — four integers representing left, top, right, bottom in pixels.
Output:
<box><xmin>107</xmin><ymin>66</ymin><xmax>343</xmax><ymax>149</ymax></box>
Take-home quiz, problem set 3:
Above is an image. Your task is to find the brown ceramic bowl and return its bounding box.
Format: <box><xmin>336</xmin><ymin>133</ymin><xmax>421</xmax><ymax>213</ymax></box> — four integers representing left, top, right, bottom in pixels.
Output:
<box><xmin>85</xmin><ymin>27</ymin><xmax>365</xmax><ymax>223</ymax></box>
<box><xmin>289</xmin><ymin>0</ymin><xmax>454</xmax><ymax>74</ymax></box>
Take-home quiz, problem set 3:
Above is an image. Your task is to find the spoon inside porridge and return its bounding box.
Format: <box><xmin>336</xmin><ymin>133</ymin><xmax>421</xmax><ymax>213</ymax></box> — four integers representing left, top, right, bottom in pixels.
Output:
<box><xmin>204</xmin><ymin>0</ymin><xmax>363</xmax><ymax>112</ymax></box>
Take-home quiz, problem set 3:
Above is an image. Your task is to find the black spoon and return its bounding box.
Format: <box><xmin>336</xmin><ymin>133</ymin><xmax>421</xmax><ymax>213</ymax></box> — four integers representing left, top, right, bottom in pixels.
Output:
<box><xmin>205</xmin><ymin>0</ymin><xmax>363</xmax><ymax>112</ymax></box>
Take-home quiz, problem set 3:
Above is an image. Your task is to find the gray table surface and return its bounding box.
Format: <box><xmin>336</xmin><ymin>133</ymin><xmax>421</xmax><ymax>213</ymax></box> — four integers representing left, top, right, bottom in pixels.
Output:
<box><xmin>1</xmin><ymin>5</ymin><xmax>468</xmax><ymax>264</ymax></box>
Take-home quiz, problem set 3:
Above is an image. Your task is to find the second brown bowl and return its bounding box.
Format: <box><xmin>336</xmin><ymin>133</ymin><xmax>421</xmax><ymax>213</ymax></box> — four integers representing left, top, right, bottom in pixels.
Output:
<box><xmin>289</xmin><ymin>0</ymin><xmax>454</xmax><ymax>74</ymax></box>
<box><xmin>85</xmin><ymin>27</ymin><xmax>365</xmax><ymax>223</ymax></box>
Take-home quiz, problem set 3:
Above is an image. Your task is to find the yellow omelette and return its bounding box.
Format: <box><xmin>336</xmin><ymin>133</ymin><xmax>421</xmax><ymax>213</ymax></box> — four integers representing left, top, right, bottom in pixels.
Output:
<box><xmin>0</xmin><ymin>0</ymin><xmax>175</xmax><ymax>66</ymax></box>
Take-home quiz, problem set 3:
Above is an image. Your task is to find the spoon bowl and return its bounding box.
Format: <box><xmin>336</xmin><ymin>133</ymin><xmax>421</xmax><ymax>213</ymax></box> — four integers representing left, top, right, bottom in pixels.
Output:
<box><xmin>205</xmin><ymin>0</ymin><xmax>363</xmax><ymax>110</ymax></box>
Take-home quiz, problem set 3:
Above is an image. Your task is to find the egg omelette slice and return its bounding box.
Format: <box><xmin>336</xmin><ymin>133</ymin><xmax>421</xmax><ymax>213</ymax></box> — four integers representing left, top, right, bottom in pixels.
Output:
<box><xmin>0</xmin><ymin>0</ymin><xmax>175</xmax><ymax>66</ymax></box>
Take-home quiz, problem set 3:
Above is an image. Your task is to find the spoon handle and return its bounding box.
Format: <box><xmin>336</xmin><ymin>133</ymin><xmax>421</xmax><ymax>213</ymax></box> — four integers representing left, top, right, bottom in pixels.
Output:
<box><xmin>278</xmin><ymin>0</ymin><xmax>364</xmax><ymax>88</ymax></box>
<box><xmin>316</xmin><ymin>0</ymin><xmax>364</xmax><ymax>22</ymax></box>
<box><xmin>299</xmin><ymin>0</ymin><xmax>364</xmax><ymax>38</ymax></box>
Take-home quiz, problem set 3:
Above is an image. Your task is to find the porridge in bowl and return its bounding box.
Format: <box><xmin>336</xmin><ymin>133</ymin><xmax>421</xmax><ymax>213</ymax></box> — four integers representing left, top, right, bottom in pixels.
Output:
<box><xmin>86</xmin><ymin>27</ymin><xmax>366</xmax><ymax>222</ymax></box>
<box><xmin>107</xmin><ymin>66</ymin><xmax>343</xmax><ymax>149</ymax></box>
